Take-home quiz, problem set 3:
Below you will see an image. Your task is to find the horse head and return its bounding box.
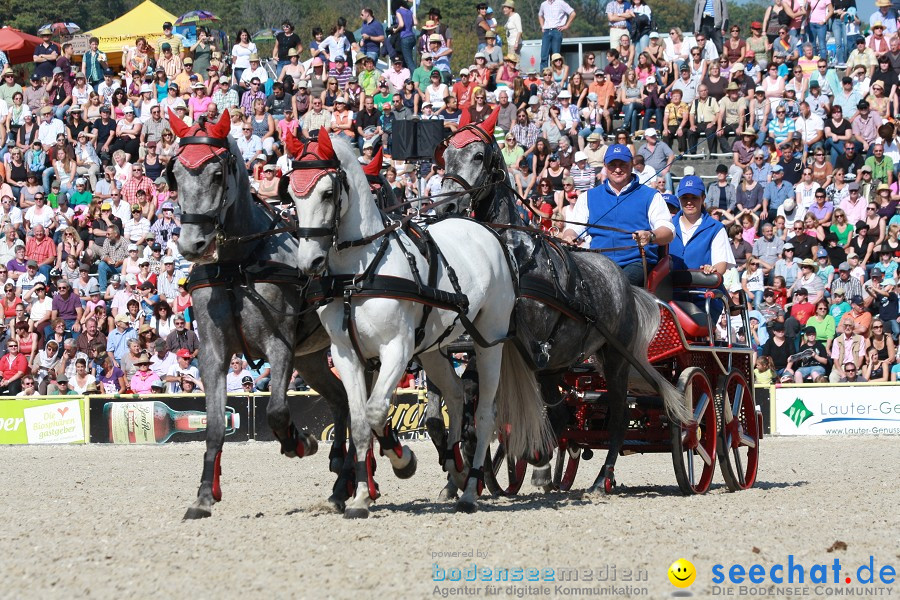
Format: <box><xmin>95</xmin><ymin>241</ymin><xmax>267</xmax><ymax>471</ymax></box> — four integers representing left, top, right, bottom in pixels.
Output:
<box><xmin>433</xmin><ymin>105</ymin><xmax>506</xmax><ymax>217</ymax></box>
<box><xmin>282</xmin><ymin>128</ymin><xmax>360</xmax><ymax>275</ymax></box>
<box><xmin>166</xmin><ymin>108</ymin><xmax>242</xmax><ymax>263</ymax></box>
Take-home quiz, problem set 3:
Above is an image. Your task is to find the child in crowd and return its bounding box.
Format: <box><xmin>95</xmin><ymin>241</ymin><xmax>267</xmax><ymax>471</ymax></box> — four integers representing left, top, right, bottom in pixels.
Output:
<box><xmin>753</xmin><ymin>355</ymin><xmax>775</xmax><ymax>385</ymax></box>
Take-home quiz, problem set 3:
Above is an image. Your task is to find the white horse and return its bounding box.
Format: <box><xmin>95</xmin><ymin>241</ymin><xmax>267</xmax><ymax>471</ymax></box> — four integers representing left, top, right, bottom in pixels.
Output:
<box><xmin>286</xmin><ymin>129</ymin><xmax>554</xmax><ymax>517</ymax></box>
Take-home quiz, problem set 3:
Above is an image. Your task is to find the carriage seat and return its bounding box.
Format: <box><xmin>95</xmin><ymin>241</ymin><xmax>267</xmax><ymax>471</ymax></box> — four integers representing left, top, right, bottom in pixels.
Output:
<box><xmin>666</xmin><ymin>271</ymin><xmax>724</xmax><ymax>339</ymax></box>
<box><xmin>646</xmin><ymin>255</ymin><xmax>672</xmax><ymax>301</ymax></box>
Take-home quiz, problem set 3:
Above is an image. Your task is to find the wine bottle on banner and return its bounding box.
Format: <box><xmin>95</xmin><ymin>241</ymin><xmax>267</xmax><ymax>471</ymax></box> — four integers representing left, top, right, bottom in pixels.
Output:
<box><xmin>103</xmin><ymin>401</ymin><xmax>240</xmax><ymax>444</ymax></box>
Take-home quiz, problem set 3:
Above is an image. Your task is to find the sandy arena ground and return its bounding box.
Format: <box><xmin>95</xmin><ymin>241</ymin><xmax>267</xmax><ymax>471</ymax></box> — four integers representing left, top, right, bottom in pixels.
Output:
<box><xmin>0</xmin><ymin>436</ymin><xmax>897</xmax><ymax>600</ymax></box>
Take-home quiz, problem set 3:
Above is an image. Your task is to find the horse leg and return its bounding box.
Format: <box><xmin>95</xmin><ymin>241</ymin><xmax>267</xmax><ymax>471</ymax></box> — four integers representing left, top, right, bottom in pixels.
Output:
<box><xmin>362</xmin><ymin>342</ymin><xmax>414</xmax><ymax>476</ymax></box>
<box><xmin>588</xmin><ymin>351</ymin><xmax>629</xmax><ymax>495</ymax></box>
<box><xmin>184</xmin><ymin>337</ymin><xmax>228</xmax><ymax>520</ymax></box>
<box><xmin>294</xmin><ymin>348</ymin><xmax>352</xmax><ymax>511</ymax></box>
<box><xmin>531</xmin><ymin>378</ymin><xmax>563</xmax><ymax>489</ymax></box>
<box><xmin>294</xmin><ymin>348</ymin><xmax>350</xmax><ymax>472</ymax></box>
<box><xmin>265</xmin><ymin>340</ymin><xmax>318</xmax><ymax>460</ymax></box>
<box><xmin>421</xmin><ymin>353</ymin><xmax>471</xmax><ymax>501</ymax></box>
<box><xmin>457</xmin><ymin>344</ymin><xmax>503</xmax><ymax>513</ymax></box>
<box><xmin>330</xmin><ymin>343</ymin><xmax>378</xmax><ymax>519</ymax></box>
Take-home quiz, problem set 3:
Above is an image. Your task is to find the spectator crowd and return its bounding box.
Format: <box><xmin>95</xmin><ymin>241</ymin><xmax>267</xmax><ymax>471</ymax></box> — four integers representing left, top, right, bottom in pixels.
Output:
<box><xmin>0</xmin><ymin>0</ymin><xmax>899</xmax><ymax>395</ymax></box>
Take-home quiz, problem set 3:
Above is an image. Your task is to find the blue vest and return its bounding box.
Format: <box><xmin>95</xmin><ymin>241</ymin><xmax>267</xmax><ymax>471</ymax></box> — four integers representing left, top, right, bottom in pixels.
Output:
<box><xmin>586</xmin><ymin>176</ymin><xmax>659</xmax><ymax>267</ymax></box>
<box><xmin>669</xmin><ymin>210</ymin><xmax>724</xmax><ymax>270</ymax></box>
<box><xmin>670</xmin><ymin>210</ymin><xmax>726</xmax><ymax>320</ymax></box>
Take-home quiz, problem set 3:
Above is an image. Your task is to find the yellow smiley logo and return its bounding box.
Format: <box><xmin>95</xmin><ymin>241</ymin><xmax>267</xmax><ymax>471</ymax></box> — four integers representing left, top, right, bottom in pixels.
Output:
<box><xmin>668</xmin><ymin>558</ymin><xmax>696</xmax><ymax>588</ymax></box>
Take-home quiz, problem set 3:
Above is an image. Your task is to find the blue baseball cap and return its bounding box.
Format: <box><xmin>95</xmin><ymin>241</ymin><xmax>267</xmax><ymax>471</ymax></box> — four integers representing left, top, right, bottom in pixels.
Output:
<box><xmin>676</xmin><ymin>175</ymin><xmax>705</xmax><ymax>198</ymax></box>
<box><xmin>604</xmin><ymin>144</ymin><xmax>633</xmax><ymax>164</ymax></box>
<box><xmin>662</xmin><ymin>193</ymin><xmax>680</xmax><ymax>209</ymax></box>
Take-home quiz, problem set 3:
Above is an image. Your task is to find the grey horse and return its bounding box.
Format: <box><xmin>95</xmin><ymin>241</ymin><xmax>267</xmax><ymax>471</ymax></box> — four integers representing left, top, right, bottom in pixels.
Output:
<box><xmin>430</xmin><ymin>110</ymin><xmax>690</xmax><ymax>495</ymax></box>
<box><xmin>165</xmin><ymin>112</ymin><xmax>353</xmax><ymax>519</ymax></box>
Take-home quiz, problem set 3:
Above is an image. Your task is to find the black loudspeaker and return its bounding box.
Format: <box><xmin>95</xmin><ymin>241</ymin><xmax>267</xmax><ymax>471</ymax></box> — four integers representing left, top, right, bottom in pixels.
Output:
<box><xmin>392</xmin><ymin>119</ymin><xmax>446</xmax><ymax>160</ymax></box>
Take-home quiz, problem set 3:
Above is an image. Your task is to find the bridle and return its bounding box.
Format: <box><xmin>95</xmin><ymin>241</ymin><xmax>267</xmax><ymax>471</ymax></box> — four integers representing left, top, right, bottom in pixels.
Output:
<box><xmin>169</xmin><ymin>133</ymin><xmax>237</xmax><ymax>246</ymax></box>
<box><xmin>287</xmin><ymin>151</ymin><xmax>350</xmax><ymax>249</ymax></box>
<box><xmin>169</xmin><ymin>128</ymin><xmax>298</xmax><ymax>249</ymax></box>
<box><xmin>436</xmin><ymin>124</ymin><xmax>507</xmax><ymax>212</ymax></box>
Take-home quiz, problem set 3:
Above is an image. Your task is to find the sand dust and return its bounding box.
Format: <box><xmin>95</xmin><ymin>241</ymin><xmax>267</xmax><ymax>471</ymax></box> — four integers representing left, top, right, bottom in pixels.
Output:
<box><xmin>1</xmin><ymin>436</ymin><xmax>896</xmax><ymax>599</ymax></box>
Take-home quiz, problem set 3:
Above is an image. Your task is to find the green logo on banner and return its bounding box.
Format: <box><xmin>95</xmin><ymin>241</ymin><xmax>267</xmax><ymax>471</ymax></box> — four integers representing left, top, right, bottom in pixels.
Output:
<box><xmin>784</xmin><ymin>397</ymin><xmax>814</xmax><ymax>428</ymax></box>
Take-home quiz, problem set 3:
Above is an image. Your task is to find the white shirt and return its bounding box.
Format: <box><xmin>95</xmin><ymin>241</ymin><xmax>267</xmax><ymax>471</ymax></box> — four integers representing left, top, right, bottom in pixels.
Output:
<box><xmin>794</xmin><ymin>181</ymin><xmax>821</xmax><ymax>210</ymax></box>
<box><xmin>505</xmin><ymin>12</ymin><xmax>523</xmax><ymax>46</ymax></box>
<box><xmin>778</xmin><ymin>204</ymin><xmax>808</xmax><ymax>228</ymax></box>
<box><xmin>795</xmin><ymin>113</ymin><xmax>824</xmax><ymax>145</ymax></box>
<box><xmin>239</xmin><ymin>66</ymin><xmax>269</xmax><ymax>85</ymax></box>
<box><xmin>38</xmin><ymin>117</ymin><xmax>66</xmax><ymax>147</ymax></box>
<box><xmin>679</xmin><ymin>216</ymin><xmax>735</xmax><ymax>267</ymax></box>
<box><xmin>166</xmin><ymin>363</ymin><xmax>200</xmax><ymax>393</ymax></box>
<box><xmin>231</xmin><ymin>43</ymin><xmax>258</xmax><ymax>70</ymax></box>
<box><xmin>24</xmin><ymin>205</ymin><xmax>55</xmax><ymax>229</ymax></box>
<box><xmin>567</xmin><ymin>180</ymin><xmax>675</xmax><ymax>238</ymax></box>
<box><xmin>236</xmin><ymin>135</ymin><xmax>262</xmax><ymax>162</ymax></box>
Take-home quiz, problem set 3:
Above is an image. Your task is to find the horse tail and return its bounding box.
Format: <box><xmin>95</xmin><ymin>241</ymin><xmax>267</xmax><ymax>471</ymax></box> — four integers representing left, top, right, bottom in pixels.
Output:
<box><xmin>630</xmin><ymin>286</ymin><xmax>692</xmax><ymax>425</ymax></box>
<box><xmin>495</xmin><ymin>342</ymin><xmax>555</xmax><ymax>461</ymax></box>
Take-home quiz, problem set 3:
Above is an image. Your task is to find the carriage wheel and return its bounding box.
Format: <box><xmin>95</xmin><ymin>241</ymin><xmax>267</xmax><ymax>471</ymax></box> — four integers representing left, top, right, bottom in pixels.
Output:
<box><xmin>483</xmin><ymin>437</ymin><xmax>528</xmax><ymax>496</ymax></box>
<box><xmin>716</xmin><ymin>370</ymin><xmax>760</xmax><ymax>491</ymax></box>
<box><xmin>552</xmin><ymin>440</ymin><xmax>580</xmax><ymax>491</ymax></box>
<box><xmin>671</xmin><ymin>368</ymin><xmax>717</xmax><ymax>495</ymax></box>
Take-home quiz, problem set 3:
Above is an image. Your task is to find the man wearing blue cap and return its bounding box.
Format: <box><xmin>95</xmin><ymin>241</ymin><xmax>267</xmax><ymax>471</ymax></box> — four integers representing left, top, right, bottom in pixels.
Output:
<box><xmin>561</xmin><ymin>144</ymin><xmax>674</xmax><ymax>285</ymax></box>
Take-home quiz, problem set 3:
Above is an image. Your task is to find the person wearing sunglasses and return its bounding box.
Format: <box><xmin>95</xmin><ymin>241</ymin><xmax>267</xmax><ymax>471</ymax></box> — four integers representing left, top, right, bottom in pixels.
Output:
<box><xmin>0</xmin><ymin>337</ymin><xmax>27</xmax><ymax>395</ymax></box>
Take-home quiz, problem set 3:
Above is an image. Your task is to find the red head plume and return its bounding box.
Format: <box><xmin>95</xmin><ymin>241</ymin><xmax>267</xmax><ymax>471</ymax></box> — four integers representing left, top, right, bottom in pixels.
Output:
<box><xmin>459</xmin><ymin>106</ymin><xmax>472</xmax><ymax>128</ymax></box>
<box><xmin>316</xmin><ymin>128</ymin><xmax>335</xmax><ymax>160</ymax></box>
<box><xmin>284</xmin><ymin>126</ymin><xmax>305</xmax><ymax>158</ymax></box>
<box><xmin>362</xmin><ymin>147</ymin><xmax>383</xmax><ymax>176</ymax></box>
<box><xmin>477</xmin><ymin>105</ymin><xmax>500</xmax><ymax>135</ymax></box>
<box><xmin>168</xmin><ymin>108</ymin><xmax>190</xmax><ymax>138</ymax></box>
<box><xmin>209</xmin><ymin>111</ymin><xmax>231</xmax><ymax>139</ymax></box>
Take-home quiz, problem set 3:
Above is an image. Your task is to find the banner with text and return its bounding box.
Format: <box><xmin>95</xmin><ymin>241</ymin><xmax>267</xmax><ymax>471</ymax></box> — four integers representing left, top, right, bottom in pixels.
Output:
<box><xmin>0</xmin><ymin>398</ymin><xmax>87</xmax><ymax>444</ymax></box>
<box><xmin>775</xmin><ymin>385</ymin><xmax>900</xmax><ymax>436</ymax></box>
<box><xmin>88</xmin><ymin>395</ymin><xmax>251</xmax><ymax>444</ymax></box>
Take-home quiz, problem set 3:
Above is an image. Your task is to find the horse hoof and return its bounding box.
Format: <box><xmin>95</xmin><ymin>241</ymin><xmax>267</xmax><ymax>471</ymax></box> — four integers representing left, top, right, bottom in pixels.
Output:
<box><xmin>587</xmin><ymin>477</ymin><xmax>616</xmax><ymax>496</ymax></box>
<box><xmin>301</xmin><ymin>433</ymin><xmax>319</xmax><ymax>457</ymax></box>
<box><xmin>183</xmin><ymin>506</ymin><xmax>212</xmax><ymax>520</ymax></box>
<box><xmin>455</xmin><ymin>499</ymin><xmax>479</xmax><ymax>514</ymax></box>
<box><xmin>327</xmin><ymin>495</ymin><xmax>346</xmax><ymax>514</ymax></box>
<box><xmin>392</xmin><ymin>448</ymin><xmax>417</xmax><ymax>479</ymax></box>
<box><xmin>437</xmin><ymin>486</ymin><xmax>458</xmax><ymax>502</ymax></box>
<box><xmin>343</xmin><ymin>507</ymin><xmax>370</xmax><ymax>519</ymax></box>
<box><xmin>531</xmin><ymin>466</ymin><xmax>552</xmax><ymax>488</ymax></box>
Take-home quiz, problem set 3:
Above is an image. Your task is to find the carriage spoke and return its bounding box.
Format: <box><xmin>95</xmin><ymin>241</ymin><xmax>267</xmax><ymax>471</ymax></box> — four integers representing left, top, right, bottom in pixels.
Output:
<box><xmin>739</xmin><ymin>431</ymin><xmax>757</xmax><ymax>448</ymax></box>
<box><xmin>695</xmin><ymin>444</ymin><xmax>713</xmax><ymax>467</ymax></box>
<box><xmin>733</xmin><ymin>448</ymin><xmax>746</xmax><ymax>487</ymax></box>
<box><xmin>686</xmin><ymin>448</ymin><xmax>695</xmax><ymax>485</ymax></box>
<box><xmin>730</xmin><ymin>384</ymin><xmax>744</xmax><ymax>420</ymax></box>
<box><xmin>693</xmin><ymin>392</ymin><xmax>710</xmax><ymax>422</ymax></box>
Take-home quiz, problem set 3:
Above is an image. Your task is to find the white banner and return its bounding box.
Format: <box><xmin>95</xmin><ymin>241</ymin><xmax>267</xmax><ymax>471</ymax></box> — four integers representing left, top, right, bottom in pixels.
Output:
<box><xmin>23</xmin><ymin>400</ymin><xmax>85</xmax><ymax>444</ymax></box>
<box><xmin>774</xmin><ymin>385</ymin><xmax>900</xmax><ymax>436</ymax></box>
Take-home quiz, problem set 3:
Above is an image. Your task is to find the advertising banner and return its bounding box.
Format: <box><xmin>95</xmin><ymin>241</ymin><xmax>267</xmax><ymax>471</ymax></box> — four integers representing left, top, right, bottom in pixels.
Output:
<box><xmin>253</xmin><ymin>390</ymin><xmax>447</xmax><ymax>441</ymax></box>
<box><xmin>88</xmin><ymin>395</ymin><xmax>251</xmax><ymax>444</ymax></box>
<box><xmin>0</xmin><ymin>398</ymin><xmax>87</xmax><ymax>444</ymax></box>
<box><xmin>774</xmin><ymin>385</ymin><xmax>900</xmax><ymax>436</ymax></box>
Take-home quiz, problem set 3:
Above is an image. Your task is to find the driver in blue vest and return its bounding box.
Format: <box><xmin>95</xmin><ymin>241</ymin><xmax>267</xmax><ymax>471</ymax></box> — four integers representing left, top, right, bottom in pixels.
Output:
<box><xmin>561</xmin><ymin>144</ymin><xmax>674</xmax><ymax>286</ymax></box>
<box><xmin>669</xmin><ymin>175</ymin><xmax>735</xmax><ymax>322</ymax></box>
<box><xmin>669</xmin><ymin>175</ymin><xmax>733</xmax><ymax>275</ymax></box>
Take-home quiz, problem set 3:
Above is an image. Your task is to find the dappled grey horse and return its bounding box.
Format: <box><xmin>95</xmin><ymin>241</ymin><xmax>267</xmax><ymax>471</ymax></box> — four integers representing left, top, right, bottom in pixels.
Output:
<box><xmin>165</xmin><ymin>111</ymin><xmax>353</xmax><ymax>519</ymax></box>
<box><xmin>431</xmin><ymin>108</ymin><xmax>691</xmax><ymax>495</ymax></box>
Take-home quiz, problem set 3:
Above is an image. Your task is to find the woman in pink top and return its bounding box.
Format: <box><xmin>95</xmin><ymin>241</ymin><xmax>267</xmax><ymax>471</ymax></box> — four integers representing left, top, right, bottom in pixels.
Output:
<box><xmin>129</xmin><ymin>353</ymin><xmax>161</xmax><ymax>393</ymax></box>
<box><xmin>807</xmin><ymin>0</ymin><xmax>833</xmax><ymax>60</ymax></box>
<box><xmin>188</xmin><ymin>82</ymin><xmax>213</xmax><ymax>121</ymax></box>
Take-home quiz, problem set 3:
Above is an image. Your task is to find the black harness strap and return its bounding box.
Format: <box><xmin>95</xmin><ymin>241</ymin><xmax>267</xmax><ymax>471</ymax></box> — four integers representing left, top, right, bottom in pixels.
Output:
<box><xmin>186</xmin><ymin>261</ymin><xmax>309</xmax><ymax>370</ymax></box>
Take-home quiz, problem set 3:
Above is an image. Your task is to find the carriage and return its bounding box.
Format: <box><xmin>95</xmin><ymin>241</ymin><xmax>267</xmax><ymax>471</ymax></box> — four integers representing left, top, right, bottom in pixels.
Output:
<box><xmin>483</xmin><ymin>258</ymin><xmax>763</xmax><ymax>497</ymax></box>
